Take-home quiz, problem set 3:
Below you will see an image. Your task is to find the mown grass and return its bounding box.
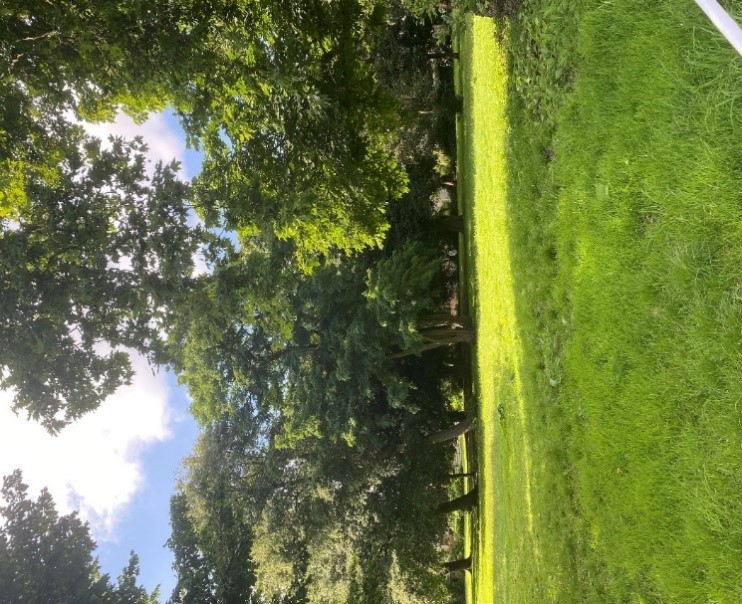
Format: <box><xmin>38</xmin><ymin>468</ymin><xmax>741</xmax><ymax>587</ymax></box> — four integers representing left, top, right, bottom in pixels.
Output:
<box><xmin>458</xmin><ymin>2</ymin><xmax>742</xmax><ymax>603</ymax></box>
<box><xmin>458</xmin><ymin>15</ymin><xmax>537</xmax><ymax>604</ymax></box>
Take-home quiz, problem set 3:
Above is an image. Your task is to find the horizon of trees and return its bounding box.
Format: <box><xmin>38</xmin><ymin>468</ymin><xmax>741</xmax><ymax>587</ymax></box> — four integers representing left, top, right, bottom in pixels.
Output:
<box><xmin>1</xmin><ymin>1</ymin><xmax>474</xmax><ymax>602</ymax></box>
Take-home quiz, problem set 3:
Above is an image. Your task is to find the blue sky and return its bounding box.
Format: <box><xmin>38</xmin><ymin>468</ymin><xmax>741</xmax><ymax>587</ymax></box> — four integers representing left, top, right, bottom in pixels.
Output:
<box><xmin>0</xmin><ymin>111</ymin><xmax>204</xmax><ymax>601</ymax></box>
<box><xmin>95</xmin><ymin>373</ymin><xmax>200</xmax><ymax>599</ymax></box>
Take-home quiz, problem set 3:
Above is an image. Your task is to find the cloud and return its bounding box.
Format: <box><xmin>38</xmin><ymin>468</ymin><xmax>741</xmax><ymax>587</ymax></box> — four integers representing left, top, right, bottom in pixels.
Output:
<box><xmin>81</xmin><ymin>112</ymin><xmax>190</xmax><ymax>178</ymax></box>
<box><xmin>0</xmin><ymin>110</ymin><xmax>203</xmax><ymax>541</ymax></box>
<box><xmin>0</xmin><ymin>352</ymin><xmax>172</xmax><ymax>540</ymax></box>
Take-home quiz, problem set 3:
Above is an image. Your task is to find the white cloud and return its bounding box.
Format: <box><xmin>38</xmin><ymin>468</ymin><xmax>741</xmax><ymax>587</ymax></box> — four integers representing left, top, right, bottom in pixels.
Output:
<box><xmin>81</xmin><ymin>112</ymin><xmax>190</xmax><ymax>178</ymax></box>
<box><xmin>0</xmin><ymin>111</ymin><xmax>204</xmax><ymax>541</ymax></box>
<box><xmin>0</xmin><ymin>352</ymin><xmax>172</xmax><ymax>540</ymax></box>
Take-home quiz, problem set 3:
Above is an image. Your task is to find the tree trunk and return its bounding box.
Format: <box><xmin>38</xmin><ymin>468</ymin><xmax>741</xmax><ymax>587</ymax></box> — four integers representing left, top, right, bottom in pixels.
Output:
<box><xmin>440</xmin><ymin>472</ymin><xmax>477</xmax><ymax>480</ymax></box>
<box><xmin>421</xmin><ymin>327</ymin><xmax>473</xmax><ymax>344</ymax></box>
<box><xmin>427</xmin><ymin>51</ymin><xmax>459</xmax><ymax>60</ymax></box>
<box><xmin>426</xmin><ymin>418</ymin><xmax>476</xmax><ymax>444</ymax></box>
<box><xmin>386</xmin><ymin>340</ymin><xmax>450</xmax><ymax>360</ymax></box>
<box><xmin>418</xmin><ymin>313</ymin><xmax>470</xmax><ymax>330</ymax></box>
<box><xmin>386</xmin><ymin>326</ymin><xmax>473</xmax><ymax>360</ymax></box>
<box><xmin>432</xmin><ymin>214</ymin><xmax>464</xmax><ymax>233</ymax></box>
<box><xmin>443</xmin><ymin>556</ymin><xmax>472</xmax><ymax>572</ymax></box>
<box><xmin>437</xmin><ymin>486</ymin><xmax>478</xmax><ymax>514</ymax></box>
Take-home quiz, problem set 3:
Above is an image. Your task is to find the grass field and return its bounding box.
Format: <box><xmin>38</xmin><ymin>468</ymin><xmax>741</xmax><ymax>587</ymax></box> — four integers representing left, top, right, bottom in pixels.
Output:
<box><xmin>458</xmin><ymin>3</ymin><xmax>742</xmax><ymax>603</ymax></box>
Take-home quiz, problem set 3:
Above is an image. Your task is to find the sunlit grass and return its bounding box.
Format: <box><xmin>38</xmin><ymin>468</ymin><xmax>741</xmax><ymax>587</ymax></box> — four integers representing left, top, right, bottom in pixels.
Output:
<box><xmin>459</xmin><ymin>2</ymin><xmax>742</xmax><ymax>603</ymax></box>
<box><xmin>459</xmin><ymin>14</ymin><xmax>579</xmax><ymax>604</ymax></box>
<box><xmin>459</xmin><ymin>15</ymin><xmax>529</xmax><ymax>604</ymax></box>
<box><xmin>548</xmin><ymin>3</ymin><xmax>742</xmax><ymax>602</ymax></box>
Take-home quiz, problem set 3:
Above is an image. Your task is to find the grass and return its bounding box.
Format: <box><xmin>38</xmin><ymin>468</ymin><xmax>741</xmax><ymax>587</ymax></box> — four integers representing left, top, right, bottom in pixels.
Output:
<box><xmin>457</xmin><ymin>2</ymin><xmax>742</xmax><ymax>603</ymax></box>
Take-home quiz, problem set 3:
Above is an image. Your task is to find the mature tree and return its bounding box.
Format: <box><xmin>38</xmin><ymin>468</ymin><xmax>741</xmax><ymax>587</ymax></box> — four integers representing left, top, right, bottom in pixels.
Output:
<box><xmin>0</xmin><ymin>470</ymin><xmax>157</xmax><ymax>604</ymax></box>
<box><xmin>169</xmin><ymin>234</ymin><xmax>305</xmax><ymax>424</ymax></box>
<box><xmin>171</xmin><ymin>234</ymin><xmax>446</xmax><ymax>451</ymax></box>
<box><xmin>0</xmin><ymin>0</ymin><xmax>191</xmax><ymax>220</ymax></box>
<box><xmin>167</xmin><ymin>494</ymin><xmax>217</xmax><ymax>604</ymax></box>
<box><xmin>1</xmin><ymin>0</ymin><xmax>441</xmax><ymax>429</ymax></box>
<box><xmin>0</xmin><ymin>131</ymin><xmax>202</xmax><ymax>431</ymax></box>
<box><xmin>179</xmin><ymin>0</ymin><xmax>409</xmax><ymax>266</ymax></box>
<box><xmin>436</xmin><ymin>487</ymin><xmax>479</xmax><ymax>515</ymax></box>
<box><xmin>1</xmin><ymin>2</ymin><xmax>221</xmax><ymax>428</ymax></box>
<box><xmin>167</xmin><ymin>401</ymin><xmax>279</xmax><ymax>604</ymax></box>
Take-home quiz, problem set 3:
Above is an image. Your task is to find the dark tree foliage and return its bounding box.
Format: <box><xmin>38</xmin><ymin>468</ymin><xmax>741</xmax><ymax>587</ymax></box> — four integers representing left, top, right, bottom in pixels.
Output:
<box><xmin>0</xmin><ymin>2</ymin><xmax>213</xmax><ymax>428</ymax></box>
<box><xmin>171</xmin><ymin>232</ymin><xmax>449</xmax><ymax>448</ymax></box>
<box><xmin>4</xmin><ymin>1</ymin><xmax>471</xmax><ymax>602</ymax></box>
<box><xmin>0</xmin><ymin>0</ymin><xmax>429</xmax><ymax>427</ymax></box>
<box><xmin>167</xmin><ymin>494</ymin><xmax>217</xmax><ymax>604</ymax></box>
<box><xmin>166</xmin><ymin>4</ymin><xmax>468</xmax><ymax>599</ymax></box>
<box><xmin>0</xmin><ymin>471</ymin><xmax>157</xmax><ymax>604</ymax></box>
<box><xmin>0</xmin><ymin>131</ymin><xmax>202</xmax><ymax>431</ymax></box>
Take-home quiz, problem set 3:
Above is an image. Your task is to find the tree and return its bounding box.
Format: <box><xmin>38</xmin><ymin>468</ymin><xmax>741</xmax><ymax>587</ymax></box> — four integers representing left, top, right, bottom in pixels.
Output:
<box><xmin>443</xmin><ymin>556</ymin><xmax>471</xmax><ymax>573</ymax></box>
<box><xmin>168</xmin><ymin>234</ymin><xmax>306</xmax><ymax>424</ymax></box>
<box><xmin>0</xmin><ymin>2</ymin><xmax>227</xmax><ymax>428</ymax></box>
<box><xmin>425</xmin><ymin>417</ymin><xmax>476</xmax><ymax>445</ymax></box>
<box><xmin>2</xmin><ymin>1</ymin><xmax>434</xmax><ymax>429</ymax></box>
<box><xmin>167</xmin><ymin>398</ymin><xmax>286</xmax><ymax>604</ymax></box>
<box><xmin>0</xmin><ymin>0</ymin><xmax>191</xmax><ymax>221</ymax></box>
<box><xmin>0</xmin><ymin>132</ymin><xmax>203</xmax><ymax>431</ymax></box>
<box><xmin>0</xmin><ymin>470</ymin><xmax>157</xmax><ymax>604</ymax></box>
<box><xmin>183</xmin><ymin>1</ymin><xmax>407</xmax><ymax>264</ymax></box>
<box><xmin>168</xmin><ymin>435</ymin><xmax>259</xmax><ymax>604</ymax></box>
<box><xmin>167</xmin><ymin>494</ymin><xmax>219</xmax><ymax>604</ymax></box>
<box><xmin>436</xmin><ymin>487</ymin><xmax>479</xmax><ymax>515</ymax></box>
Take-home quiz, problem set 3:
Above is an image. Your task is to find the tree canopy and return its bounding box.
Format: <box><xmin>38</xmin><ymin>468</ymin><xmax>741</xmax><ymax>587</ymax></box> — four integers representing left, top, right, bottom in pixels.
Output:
<box><xmin>0</xmin><ymin>0</ymin><xmax>431</xmax><ymax>425</ymax></box>
<box><xmin>2</xmin><ymin>2</ymin><xmax>471</xmax><ymax>603</ymax></box>
<box><xmin>0</xmin><ymin>470</ymin><xmax>158</xmax><ymax>604</ymax></box>
<box><xmin>0</xmin><ymin>129</ymin><xmax>202</xmax><ymax>430</ymax></box>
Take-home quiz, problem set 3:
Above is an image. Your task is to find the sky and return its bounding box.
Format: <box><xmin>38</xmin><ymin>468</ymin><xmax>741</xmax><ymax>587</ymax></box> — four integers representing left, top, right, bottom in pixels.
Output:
<box><xmin>0</xmin><ymin>111</ymin><xmax>203</xmax><ymax>600</ymax></box>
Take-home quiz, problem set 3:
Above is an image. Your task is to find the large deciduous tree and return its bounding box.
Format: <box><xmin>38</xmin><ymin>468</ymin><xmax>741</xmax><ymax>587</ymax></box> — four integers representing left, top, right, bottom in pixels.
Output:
<box><xmin>170</xmin><ymin>235</ymin><xmax>444</xmax><ymax>446</ymax></box>
<box><xmin>0</xmin><ymin>131</ymin><xmax>202</xmax><ymax>431</ymax></box>
<box><xmin>2</xmin><ymin>0</ymin><xmax>415</xmax><ymax>429</ymax></box>
<box><xmin>1</xmin><ymin>2</ymin><xmax>210</xmax><ymax>428</ymax></box>
<box><xmin>174</xmin><ymin>1</ymin><xmax>408</xmax><ymax>266</ymax></box>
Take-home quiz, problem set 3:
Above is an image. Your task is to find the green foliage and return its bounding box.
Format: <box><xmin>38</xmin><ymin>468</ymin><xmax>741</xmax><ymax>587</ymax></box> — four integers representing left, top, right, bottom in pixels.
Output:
<box><xmin>167</xmin><ymin>494</ymin><xmax>217</xmax><ymax>604</ymax></box>
<box><xmin>168</xmin><ymin>426</ymin><xmax>260</xmax><ymax>604</ymax></box>
<box><xmin>0</xmin><ymin>130</ymin><xmax>201</xmax><ymax>431</ymax></box>
<box><xmin>252</xmin><ymin>496</ymin><xmax>312</xmax><ymax>601</ymax></box>
<box><xmin>0</xmin><ymin>2</ymin><xmax>221</xmax><ymax>428</ymax></box>
<box><xmin>0</xmin><ymin>471</ymin><xmax>157</xmax><ymax>604</ymax></box>
<box><xmin>365</xmin><ymin>242</ymin><xmax>440</xmax><ymax>352</ymax></box>
<box><xmin>0</xmin><ymin>0</ymin><xmax>187</xmax><ymax>222</ymax></box>
<box><xmin>177</xmin><ymin>0</ymin><xmax>411</xmax><ymax>267</ymax></box>
<box><xmin>0</xmin><ymin>0</ymin><xmax>439</xmax><ymax>429</ymax></box>
<box><xmin>2</xmin><ymin>2</ymin><xmax>472</xmax><ymax>600</ymax></box>
<box><xmin>172</xmin><ymin>230</ymin><xmax>448</xmax><ymax>444</ymax></box>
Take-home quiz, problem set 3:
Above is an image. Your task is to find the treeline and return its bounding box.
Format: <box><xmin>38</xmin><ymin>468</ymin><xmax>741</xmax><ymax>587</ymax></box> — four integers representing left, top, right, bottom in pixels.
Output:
<box><xmin>1</xmin><ymin>1</ymin><xmax>472</xmax><ymax>602</ymax></box>
<box><xmin>165</xmin><ymin>2</ymin><xmax>471</xmax><ymax>601</ymax></box>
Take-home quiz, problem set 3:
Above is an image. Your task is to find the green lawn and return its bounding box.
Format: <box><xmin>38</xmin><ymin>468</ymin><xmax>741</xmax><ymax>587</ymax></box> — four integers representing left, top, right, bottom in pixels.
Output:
<box><xmin>458</xmin><ymin>3</ymin><xmax>742</xmax><ymax>603</ymax></box>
